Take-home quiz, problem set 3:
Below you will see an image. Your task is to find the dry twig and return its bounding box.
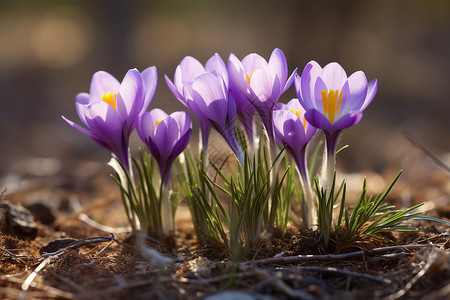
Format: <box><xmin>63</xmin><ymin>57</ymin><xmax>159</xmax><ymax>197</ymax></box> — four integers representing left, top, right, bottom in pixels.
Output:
<box><xmin>247</xmin><ymin>243</ymin><xmax>443</xmax><ymax>266</ymax></box>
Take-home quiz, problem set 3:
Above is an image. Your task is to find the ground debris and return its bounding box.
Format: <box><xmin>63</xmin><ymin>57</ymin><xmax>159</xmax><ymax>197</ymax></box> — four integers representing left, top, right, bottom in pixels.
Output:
<box><xmin>0</xmin><ymin>201</ymin><xmax>38</xmax><ymax>241</ymax></box>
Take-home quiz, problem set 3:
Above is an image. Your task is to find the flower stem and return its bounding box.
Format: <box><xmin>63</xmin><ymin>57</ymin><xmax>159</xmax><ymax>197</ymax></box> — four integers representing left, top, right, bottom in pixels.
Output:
<box><xmin>160</xmin><ymin>182</ymin><xmax>173</xmax><ymax>236</ymax></box>
<box><xmin>199</xmin><ymin>122</ymin><xmax>211</xmax><ymax>169</ymax></box>
<box><xmin>322</xmin><ymin>130</ymin><xmax>341</xmax><ymax>191</ymax></box>
<box><xmin>294</xmin><ymin>148</ymin><xmax>317</xmax><ymax>229</ymax></box>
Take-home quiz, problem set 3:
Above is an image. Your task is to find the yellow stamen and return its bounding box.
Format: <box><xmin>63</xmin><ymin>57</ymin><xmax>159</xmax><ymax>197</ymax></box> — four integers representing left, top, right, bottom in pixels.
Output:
<box><xmin>155</xmin><ymin>118</ymin><xmax>165</xmax><ymax>129</ymax></box>
<box><xmin>290</xmin><ymin>109</ymin><xmax>301</xmax><ymax>119</ymax></box>
<box><xmin>290</xmin><ymin>109</ymin><xmax>307</xmax><ymax>129</ymax></box>
<box><xmin>102</xmin><ymin>92</ymin><xmax>117</xmax><ymax>110</ymax></box>
<box><xmin>246</xmin><ymin>70</ymin><xmax>257</xmax><ymax>85</ymax></box>
<box><xmin>320</xmin><ymin>89</ymin><xmax>343</xmax><ymax>123</ymax></box>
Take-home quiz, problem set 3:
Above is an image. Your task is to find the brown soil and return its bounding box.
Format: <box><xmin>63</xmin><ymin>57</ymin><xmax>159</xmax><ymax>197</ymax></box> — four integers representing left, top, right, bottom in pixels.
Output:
<box><xmin>1</xmin><ymin>157</ymin><xmax>450</xmax><ymax>300</ymax></box>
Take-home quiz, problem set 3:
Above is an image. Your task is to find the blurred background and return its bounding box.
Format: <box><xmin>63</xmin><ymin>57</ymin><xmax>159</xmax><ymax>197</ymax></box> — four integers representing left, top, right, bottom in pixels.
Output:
<box><xmin>0</xmin><ymin>0</ymin><xmax>449</xmax><ymax>194</ymax></box>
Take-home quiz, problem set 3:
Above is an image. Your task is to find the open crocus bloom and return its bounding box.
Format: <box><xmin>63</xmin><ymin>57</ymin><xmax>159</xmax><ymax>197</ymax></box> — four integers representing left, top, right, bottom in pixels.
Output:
<box><xmin>294</xmin><ymin>61</ymin><xmax>378</xmax><ymax>131</ymax></box>
<box><xmin>183</xmin><ymin>72</ymin><xmax>244</xmax><ymax>164</ymax></box>
<box><xmin>273</xmin><ymin>99</ymin><xmax>318</xmax><ymax>228</ymax></box>
<box><xmin>165</xmin><ymin>54</ymin><xmax>228</xmax><ymax>155</ymax></box>
<box><xmin>62</xmin><ymin>67</ymin><xmax>157</xmax><ymax>170</ymax></box>
<box><xmin>228</xmin><ymin>48</ymin><xmax>297</xmax><ymax>146</ymax></box>
<box><xmin>295</xmin><ymin>61</ymin><xmax>378</xmax><ymax>190</ymax></box>
<box><xmin>137</xmin><ymin>109</ymin><xmax>192</xmax><ymax>185</ymax></box>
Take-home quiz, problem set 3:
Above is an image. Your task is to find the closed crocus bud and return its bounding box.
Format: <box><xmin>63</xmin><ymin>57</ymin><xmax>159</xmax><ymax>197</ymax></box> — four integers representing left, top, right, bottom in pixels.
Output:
<box><xmin>165</xmin><ymin>53</ymin><xmax>228</xmax><ymax>157</ymax></box>
<box><xmin>273</xmin><ymin>99</ymin><xmax>318</xmax><ymax>228</ymax></box>
<box><xmin>183</xmin><ymin>72</ymin><xmax>244</xmax><ymax>164</ymax></box>
<box><xmin>137</xmin><ymin>109</ymin><xmax>192</xmax><ymax>185</ymax></box>
<box><xmin>228</xmin><ymin>48</ymin><xmax>297</xmax><ymax>148</ymax></box>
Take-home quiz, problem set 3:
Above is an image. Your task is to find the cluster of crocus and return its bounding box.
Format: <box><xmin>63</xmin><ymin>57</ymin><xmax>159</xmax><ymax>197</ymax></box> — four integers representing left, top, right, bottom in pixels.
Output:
<box><xmin>63</xmin><ymin>49</ymin><xmax>381</xmax><ymax>254</ymax></box>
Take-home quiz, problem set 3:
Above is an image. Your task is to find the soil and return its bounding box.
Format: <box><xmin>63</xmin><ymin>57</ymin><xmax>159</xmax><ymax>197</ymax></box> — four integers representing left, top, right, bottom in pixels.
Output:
<box><xmin>1</xmin><ymin>152</ymin><xmax>450</xmax><ymax>300</ymax></box>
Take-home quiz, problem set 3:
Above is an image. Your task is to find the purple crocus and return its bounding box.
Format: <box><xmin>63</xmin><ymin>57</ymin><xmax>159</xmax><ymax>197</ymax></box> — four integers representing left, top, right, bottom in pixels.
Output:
<box><xmin>228</xmin><ymin>48</ymin><xmax>297</xmax><ymax>148</ymax></box>
<box><xmin>62</xmin><ymin>67</ymin><xmax>157</xmax><ymax>171</ymax></box>
<box><xmin>183</xmin><ymin>72</ymin><xmax>244</xmax><ymax>164</ymax></box>
<box><xmin>273</xmin><ymin>99</ymin><xmax>318</xmax><ymax>228</ymax></box>
<box><xmin>294</xmin><ymin>61</ymin><xmax>378</xmax><ymax>188</ymax></box>
<box><xmin>137</xmin><ymin>109</ymin><xmax>192</xmax><ymax>185</ymax></box>
<box><xmin>165</xmin><ymin>54</ymin><xmax>228</xmax><ymax>157</ymax></box>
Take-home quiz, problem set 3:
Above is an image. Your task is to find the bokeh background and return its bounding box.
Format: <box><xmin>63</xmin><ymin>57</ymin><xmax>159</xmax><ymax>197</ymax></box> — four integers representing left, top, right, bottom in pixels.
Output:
<box><xmin>0</xmin><ymin>0</ymin><xmax>449</xmax><ymax>191</ymax></box>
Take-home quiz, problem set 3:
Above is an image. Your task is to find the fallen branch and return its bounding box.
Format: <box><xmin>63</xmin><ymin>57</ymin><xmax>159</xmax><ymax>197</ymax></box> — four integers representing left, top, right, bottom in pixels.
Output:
<box><xmin>247</xmin><ymin>243</ymin><xmax>443</xmax><ymax>266</ymax></box>
<box><xmin>0</xmin><ymin>247</ymin><xmax>29</xmax><ymax>266</ymax></box>
<box><xmin>40</xmin><ymin>234</ymin><xmax>117</xmax><ymax>259</ymax></box>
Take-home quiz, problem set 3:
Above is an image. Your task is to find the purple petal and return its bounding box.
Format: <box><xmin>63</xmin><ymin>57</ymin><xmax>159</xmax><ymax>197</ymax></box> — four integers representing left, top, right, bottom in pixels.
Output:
<box><xmin>170</xmin><ymin>111</ymin><xmax>192</xmax><ymax>135</ymax></box>
<box><xmin>184</xmin><ymin>86</ymin><xmax>211</xmax><ymax>125</ymax></box>
<box><xmin>360</xmin><ymin>78</ymin><xmax>378</xmax><ymax>111</ymax></box>
<box><xmin>141</xmin><ymin>66</ymin><xmax>158</xmax><ymax>114</ymax></box>
<box><xmin>313</xmin><ymin>76</ymin><xmax>328</xmax><ymax>113</ymax></box>
<box><xmin>146</xmin><ymin>137</ymin><xmax>161</xmax><ymax>165</ymax></box>
<box><xmin>273</xmin><ymin>110</ymin><xmax>306</xmax><ymax>150</ymax></box>
<box><xmin>322</xmin><ymin>62</ymin><xmax>348</xmax><ymax>90</ymax></box>
<box><xmin>249</xmin><ymin>67</ymin><xmax>278</xmax><ymax>107</ymax></box>
<box><xmin>205</xmin><ymin>53</ymin><xmax>228</xmax><ymax>88</ymax></box>
<box><xmin>174</xmin><ymin>56</ymin><xmax>206</xmax><ymax>93</ymax></box>
<box><xmin>85</xmin><ymin>101</ymin><xmax>123</xmax><ymax>146</ymax></box>
<box><xmin>89</xmin><ymin>71</ymin><xmax>120</xmax><ymax>103</ymax></box>
<box><xmin>137</xmin><ymin>112</ymin><xmax>154</xmax><ymax>143</ymax></box>
<box><xmin>285</xmin><ymin>98</ymin><xmax>304</xmax><ymax>112</ymax></box>
<box><xmin>332</xmin><ymin>111</ymin><xmax>363</xmax><ymax>130</ymax></box>
<box><xmin>339</xmin><ymin>71</ymin><xmax>368</xmax><ymax>115</ymax></box>
<box><xmin>226</xmin><ymin>90</ymin><xmax>237</xmax><ymax>125</ymax></box>
<box><xmin>298</xmin><ymin>61</ymin><xmax>322</xmax><ymax>110</ymax></box>
<box><xmin>242</xmin><ymin>53</ymin><xmax>267</xmax><ymax>72</ymax></box>
<box><xmin>146</xmin><ymin>109</ymin><xmax>169</xmax><ymax>139</ymax></box>
<box><xmin>154</xmin><ymin>117</ymin><xmax>179</xmax><ymax>161</ymax></box>
<box><xmin>136</xmin><ymin>112</ymin><xmax>148</xmax><ymax>143</ymax></box>
<box><xmin>189</xmin><ymin>73</ymin><xmax>228</xmax><ymax>127</ymax></box>
<box><xmin>165</xmin><ymin>74</ymin><xmax>185</xmax><ymax>105</ymax></box>
<box><xmin>75</xmin><ymin>93</ymin><xmax>90</xmax><ymax>126</ymax></box>
<box><xmin>231</xmin><ymin>87</ymin><xmax>254</xmax><ymax>112</ymax></box>
<box><xmin>228</xmin><ymin>53</ymin><xmax>252</xmax><ymax>98</ymax></box>
<box><xmin>171</xmin><ymin>128</ymin><xmax>192</xmax><ymax>160</ymax></box>
<box><xmin>273</xmin><ymin>102</ymin><xmax>287</xmax><ymax>111</ymax></box>
<box><xmin>282</xmin><ymin>68</ymin><xmax>297</xmax><ymax>94</ymax></box>
<box><xmin>268</xmin><ymin>48</ymin><xmax>288</xmax><ymax>87</ymax></box>
<box><xmin>305</xmin><ymin>109</ymin><xmax>334</xmax><ymax>131</ymax></box>
<box><xmin>117</xmin><ymin>68</ymin><xmax>144</xmax><ymax>123</ymax></box>
<box><xmin>294</xmin><ymin>74</ymin><xmax>302</xmax><ymax>105</ymax></box>
<box><xmin>62</xmin><ymin>115</ymin><xmax>95</xmax><ymax>139</ymax></box>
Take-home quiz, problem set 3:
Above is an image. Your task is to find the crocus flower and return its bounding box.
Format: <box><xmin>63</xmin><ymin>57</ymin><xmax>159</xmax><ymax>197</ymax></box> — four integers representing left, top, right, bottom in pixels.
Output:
<box><xmin>294</xmin><ymin>61</ymin><xmax>378</xmax><ymax>189</ymax></box>
<box><xmin>137</xmin><ymin>109</ymin><xmax>192</xmax><ymax>185</ymax></box>
<box><xmin>165</xmin><ymin>54</ymin><xmax>228</xmax><ymax>157</ymax></box>
<box><xmin>273</xmin><ymin>99</ymin><xmax>318</xmax><ymax>228</ymax></box>
<box><xmin>62</xmin><ymin>67</ymin><xmax>157</xmax><ymax>171</ymax></box>
<box><xmin>228</xmin><ymin>48</ymin><xmax>297</xmax><ymax>148</ymax></box>
<box><xmin>183</xmin><ymin>72</ymin><xmax>244</xmax><ymax>164</ymax></box>
<box><xmin>137</xmin><ymin>109</ymin><xmax>192</xmax><ymax>236</ymax></box>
